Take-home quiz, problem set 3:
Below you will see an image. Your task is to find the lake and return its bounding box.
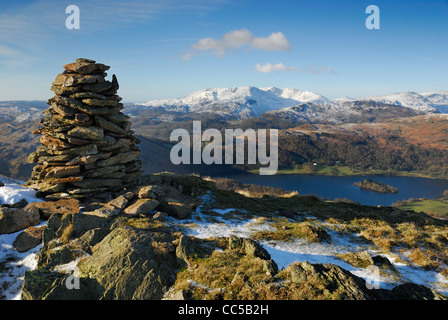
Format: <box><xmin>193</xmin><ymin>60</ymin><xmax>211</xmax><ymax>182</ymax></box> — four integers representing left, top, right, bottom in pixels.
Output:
<box><xmin>214</xmin><ymin>173</ymin><xmax>448</xmax><ymax>207</ymax></box>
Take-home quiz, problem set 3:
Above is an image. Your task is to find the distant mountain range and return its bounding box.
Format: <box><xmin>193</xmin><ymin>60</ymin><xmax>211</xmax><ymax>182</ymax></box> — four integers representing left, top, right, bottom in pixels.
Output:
<box><xmin>138</xmin><ymin>87</ymin><xmax>330</xmax><ymax>117</ymax></box>
<box><xmin>0</xmin><ymin>101</ymin><xmax>48</xmax><ymax>123</ymax></box>
<box><xmin>0</xmin><ymin>88</ymin><xmax>447</xmax><ymax>180</ymax></box>
<box><xmin>136</xmin><ymin>87</ymin><xmax>448</xmax><ymax>119</ymax></box>
<box><xmin>1</xmin><ymin>88</ymin><xmax>447</xmax><ymax>124</ymax></box>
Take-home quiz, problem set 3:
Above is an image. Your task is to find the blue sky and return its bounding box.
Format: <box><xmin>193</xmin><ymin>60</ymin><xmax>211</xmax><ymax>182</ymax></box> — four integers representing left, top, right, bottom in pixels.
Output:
<box><xmin>0</xmin><ymin>0</ymin><xmax>447</xmax><ymax>102</ymax></box>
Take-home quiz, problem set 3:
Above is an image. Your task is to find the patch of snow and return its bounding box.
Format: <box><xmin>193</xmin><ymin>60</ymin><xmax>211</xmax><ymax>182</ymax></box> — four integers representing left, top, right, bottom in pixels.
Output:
<box><xmin>0</xmin><ymin>221</ymin><xmax>46</xmax><ymax>300</ymax></box>
<box><xmin>212</xmin><ymin>208</ymin><xmax>239</xmax><ymax>215</ymax></box>
<box><xmin>53</xmin><ymin>254</ymin><xmax>89</xmax><ymax>275</ymax></box>
<box><xmin>0</xmin><ymin>183</ymin><xmax>42</xmax><ymax>205</ymax></box>
<box><xmin>0</xmin><ymin>176</ymin><xmax>24</xmax><ymax>185</ymax></box>
<box><xmin>187</xmin><ymin>216</ymin><xmax>273</xmax><ymax>239</ymax></box>
<box><xmin>174</xmin><ymin>197</ymin><xmax>274</xmax><ymax>239</ymax></box>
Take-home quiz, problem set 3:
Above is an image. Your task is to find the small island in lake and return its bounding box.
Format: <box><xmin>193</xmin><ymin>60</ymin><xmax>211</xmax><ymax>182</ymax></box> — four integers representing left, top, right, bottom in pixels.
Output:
<box><xmin>354</xmin><ymin>178</ymin><xmax>399</xmax><ymax>193</ymax></box>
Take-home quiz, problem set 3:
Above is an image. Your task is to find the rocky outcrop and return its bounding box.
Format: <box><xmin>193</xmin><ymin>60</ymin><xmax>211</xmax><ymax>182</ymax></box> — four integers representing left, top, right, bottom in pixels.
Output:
<box><xmin>0</xmin><ymin>206</ymin><xmax>40</xmax><ymax>234</ymax></box>
<box><xmin>25</xmin><ymin>58</ymin><xmax>143</xmax><ymax>201</ymax></box>
<box><xmin>390</xmin><ymin>283</ymin><xmax>448</xmax><ymax>300</ymax></box>
<box><xmin>76</xmin><ymin>226</ymin><xmax>178</xmax><ymax>299</ymax></box>
<box><xmin>228</xmin><ymin>235</ymin><xmax>279</xmax><ymax>276</ymax></box>
<box><xmin>285</xmin><ymin>261</ymin><xmax>379</xmax><ymax>300</ymax></box>
<box><xmin>17</xmin><ymin>173</ymin><xmax>448</xmax><ymax>301</ymax></box>
<box><xmin>13</xmin><ymin>225</ymin><xmax>46</xmax><ymax>252</ymax></box>
<box><xmin>25</xmin><ymin>198</ymin><xmax>80</xmax><ymax>219</ymax></box>
<box><xmin>283</xmin><ymin>261</ymin><xmax>448</xmax><ymax>300</ymax></box>
<box><xmin>23</xmin><ymin>216</ymin><xmax>179</xmax><ymax>300</ymax></box>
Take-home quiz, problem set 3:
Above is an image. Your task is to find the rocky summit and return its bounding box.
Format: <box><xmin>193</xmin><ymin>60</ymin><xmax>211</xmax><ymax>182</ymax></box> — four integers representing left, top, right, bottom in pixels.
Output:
<box><xmin>16</xmin><ymin>172</ymin><xmax>448</xmax><ymax>301</ymax></box>
<box><xmin>24</xmin><ymin>58</ymin><xmax>143</xmax><ymax>201</ymax></box>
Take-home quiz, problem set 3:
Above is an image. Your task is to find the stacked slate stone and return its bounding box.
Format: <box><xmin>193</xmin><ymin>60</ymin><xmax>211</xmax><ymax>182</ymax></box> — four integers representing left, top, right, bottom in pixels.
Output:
<box><xmin>25</xmin><ymin>58</ymin><xmax>143</xmax><ymax>200</ymax></box>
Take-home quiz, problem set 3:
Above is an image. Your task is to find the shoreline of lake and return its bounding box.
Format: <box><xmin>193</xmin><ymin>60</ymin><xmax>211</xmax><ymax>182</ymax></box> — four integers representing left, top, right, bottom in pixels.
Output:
<box><xmin>247</xmin><ymin>165</ymin><xmax>448</xmax><ymax>181</ymax></box>
<box><xmin>212</xmin><ymin>172</ymin><xmax>448</xmax><ymax>207</ymax></box>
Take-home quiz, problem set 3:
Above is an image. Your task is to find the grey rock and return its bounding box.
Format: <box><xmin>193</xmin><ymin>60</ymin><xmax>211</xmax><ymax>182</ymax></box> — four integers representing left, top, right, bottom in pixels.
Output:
<box><xmin>0</xmin><ymin>207</ymin><xmax>40</xmax><ymax>234</ymax></box>
<box><xmin>96</xmin><ymin>151</ymin><xmax>141</xmax><ymax>167</ymax></box>
<box><xmin>13</xmin><ymin>225</ymin><xmax>46</xmax><ymax>252</ymax></box>
<box><xmin>74</xmin><ymin>226</ymin><xmax>178</xmax><ymax>300</ymax></box>
<box><xmin>124</xmin><ymin>199</ymin><xmax>160</xmax><ymax>216</ymax></box>
<box><xmin>68</xmin><ymin>126</ymin><xmax>104</xmax><ymax>141</ymax></box>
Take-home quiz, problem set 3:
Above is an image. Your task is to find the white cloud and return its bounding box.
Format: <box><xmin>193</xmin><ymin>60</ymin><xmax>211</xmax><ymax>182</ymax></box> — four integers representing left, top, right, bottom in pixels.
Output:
<box><xmin>255</xmin><ymin>62</ymin><xmax>334</xmax><ymax>74</ymax></box>
<box><xmin>222</xmin><ymin>29</ymin><xmax>254</xmax><ymax>48</ymax></box>
<box><xmin>251</xmin><ymin>32</ymin><xmax>291</xmax><ymax>51</ymax></box>
<box><xmin>191</xmin><ymin>38</ymin><xmax>228</xmax><ymax>57</ymax></box>
<box><xmin>182</xmin><ymin>29</ymin><xmax>291</xmax><ymax>60</ymax></box>
<box><xmin>255</xmin><ymin>63</ymin><xmax>299</xmax><ymax>73</ymax></box>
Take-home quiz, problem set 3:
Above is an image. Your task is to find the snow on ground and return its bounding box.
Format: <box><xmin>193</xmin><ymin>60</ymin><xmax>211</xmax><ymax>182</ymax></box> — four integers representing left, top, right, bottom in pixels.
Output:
<box><xmin>0</xmin><ymin>176</ymin><xmax>24</xmax><ymax>185</ymax></box>
<box><xmin>173</xmin><ymin>197</ymin><xmax>448</xmax><ymax>295</ymax></box>
<box><xmin>0</xmin><ymin>221</ymin><xmax>45</xmax><ymax>300</ymax></box>
<box><xmin>168</xmin><ymin>194</ymin><xmax>275</xmax><ymax>239</ymax></box>
<box><xmin>2</xmin><ymin>185</ymin><xmax>448</xmax><ymax>299</ymax></box>
<box><xmin>0</xmin><ymin>183</ymin><xmax>43</xmax><ymax>205</ymax></box>
<box><xmin>0</xmin><ymin>181</ymin><xmax>45</xmax><ymax>300</ymax></box>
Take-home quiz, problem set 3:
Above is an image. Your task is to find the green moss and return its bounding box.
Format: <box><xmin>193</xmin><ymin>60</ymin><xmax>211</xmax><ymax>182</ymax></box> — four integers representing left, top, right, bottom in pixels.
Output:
<box><xmin>336</xmin><ymin>251</ymin><xmax>373</xmax><ymax>269</ymax></box>
<box><xmin>123</xmin><ymin>217</ymin><xmax>166</xmax><ymax>231</ymax></box>
<box><xmin>22</xmin><ymin>269</ymin><xmax>63</xmax><ymax>300</ymax></box>
<box><xmin>252</xmin><ymin>221</ymin><xmax>331</xmax><ymax>243</ymax></box>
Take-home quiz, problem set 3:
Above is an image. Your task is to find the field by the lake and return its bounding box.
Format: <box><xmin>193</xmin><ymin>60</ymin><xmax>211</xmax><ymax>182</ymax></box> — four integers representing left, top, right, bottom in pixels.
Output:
<box><xmin>397</xmin><ymin>198</ymin><xmax>448</xmax><ymax>219</ymax></box>
<box><xmin>249</xmin><ymin>165</ymin><xmax>448</xmax><ymax>180</ymax></box>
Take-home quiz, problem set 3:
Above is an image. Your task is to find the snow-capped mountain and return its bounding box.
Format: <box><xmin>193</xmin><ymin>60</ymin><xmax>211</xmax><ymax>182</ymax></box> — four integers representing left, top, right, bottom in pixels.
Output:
<box><xmin>420</xmin><ymin>91</ymin><xmax>448</xmax><ymax>113</ymax></box>
<box><xmin>139</xmin><ymin>87</ymin><xmax>448</xmax><ymax>119</ymax></box>
<box><xmin>331</xmin><ymin>96</ymin><xmax>355</xmax><ymax>103</ymax></box>
<box><xmin>138</xmin><ymin>86</ymin><xmax>330</xmax><ymax>118</ymax></box>
<box><xmin>266</xmin><ymin>100</ymin><xmax>423</xmax><ymax>125</ymax></box>
<box><xmin>1</xmin><ymin>89</ymin><xmax>446</xmax><ymax>125</ymax></box>
<box><xmin>360</xmin><ymin>92</ymin><xmax>437</xmax><ymax>113</ymax></box>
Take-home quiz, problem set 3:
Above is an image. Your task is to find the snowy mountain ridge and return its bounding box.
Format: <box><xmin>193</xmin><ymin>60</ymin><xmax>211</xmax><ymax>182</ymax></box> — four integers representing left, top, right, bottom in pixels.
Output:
<box><xmin>139</xmin><ymin>87</ymin><xmax>448</xmax><ymax>118</ymax></box>
<box><xmin>139</xmin><ymin>86</ymin><xmax>330</xmax><ymax>117</ymax></box>
<box><xmin>360</xmin><ymin>92</ymin><xmax>439</xmax><ymax>113</ymax></box>
<box><xmin>0</xmin><ymin>90</ymin><xmax>447</xmax><ymax>124</ymax></box>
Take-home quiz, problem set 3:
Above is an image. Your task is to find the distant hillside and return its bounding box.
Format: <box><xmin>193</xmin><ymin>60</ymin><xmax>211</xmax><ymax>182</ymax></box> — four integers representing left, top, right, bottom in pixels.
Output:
<box><xmin>0</xmin><ymin>98</ymin><xmax>447</xmax><ymax>181</ymax></box>
<box><xmin>0</xmin><ymin>101</ymin><xmax>47</xmax><ymax>123</ymax></box>
<box><xmin>0</xmin><ymin>116</ymin><xmax>241</xmax><ymax>180</ymax></box>
<box><xmin>265</xmin><ymin>100</ymin><xmax>423</xmax><ymax>125</ymax></box>
<box><xmin>276</xmin><ymin>114</ymin><xmax>448</xmax><ymax>177</ymax></box>
<box><xmin>0</xmin><ymin>120</ymin><xmax>40</xmax><ymax>180</ymax></box>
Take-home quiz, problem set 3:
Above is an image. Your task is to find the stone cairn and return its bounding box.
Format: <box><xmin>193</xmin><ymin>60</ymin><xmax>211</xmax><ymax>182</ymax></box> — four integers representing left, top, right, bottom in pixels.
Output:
<box><xmin>25</xmin><ymin>58</ymin><xmax>143</xmax><ymax>201</ymax></box>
